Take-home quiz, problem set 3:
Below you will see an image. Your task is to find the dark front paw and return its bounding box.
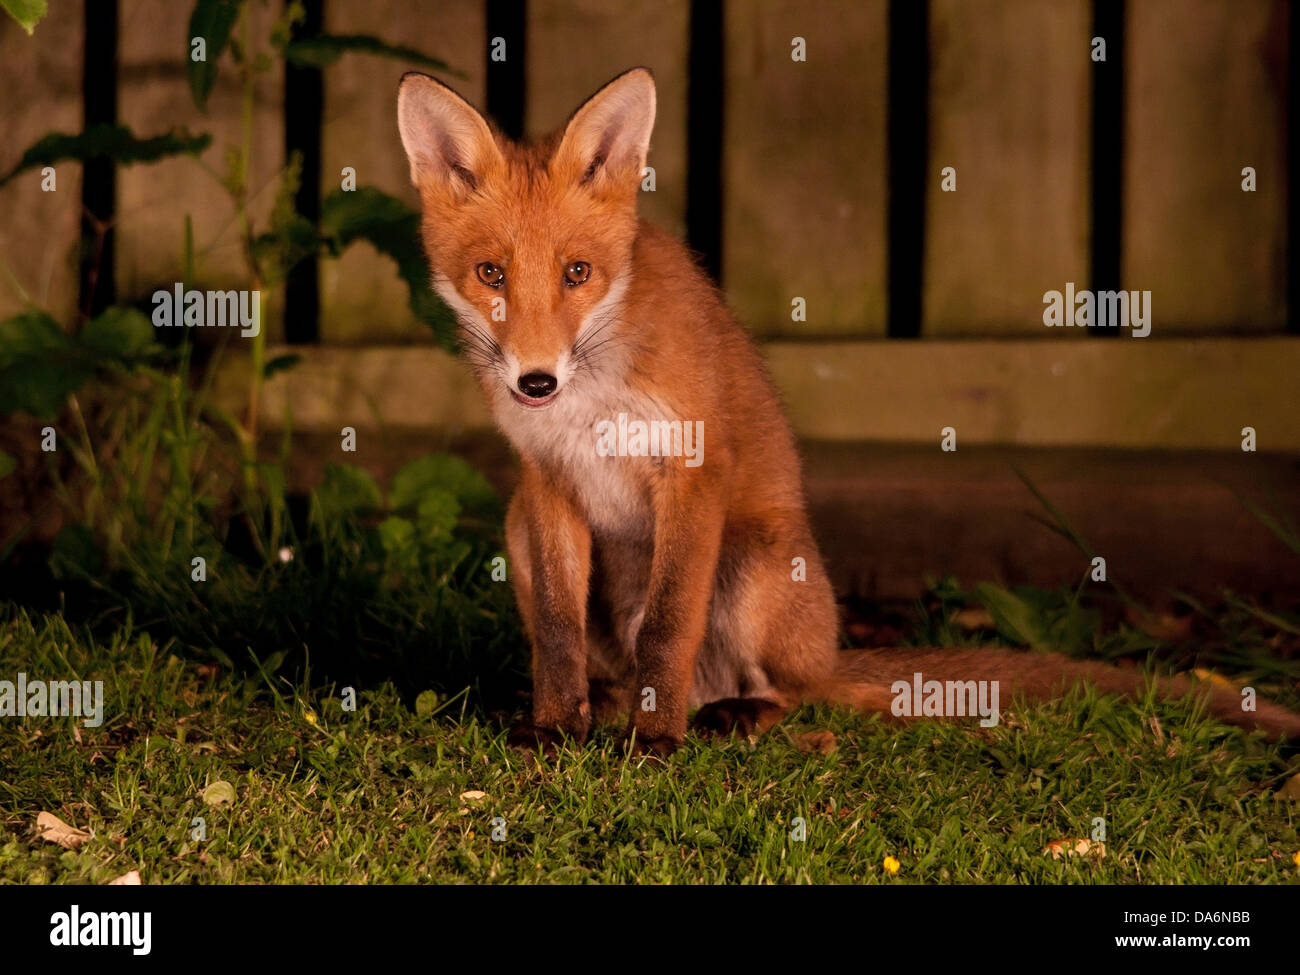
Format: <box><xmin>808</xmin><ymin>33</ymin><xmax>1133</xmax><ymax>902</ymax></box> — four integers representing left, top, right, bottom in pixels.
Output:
<box><xmin>620</xmin><ymin>728</ymin><xmax>684</xmax><ymax>759</ymax></box>
<box><xmin>691</xmin><ymin>698</ymin><xmax>786</xmax><ymax>738</ymax></box>
<box><xmin>507</xmin><ymin>722</ymin><xmax>568</xmax><ymax>757</ymax></box>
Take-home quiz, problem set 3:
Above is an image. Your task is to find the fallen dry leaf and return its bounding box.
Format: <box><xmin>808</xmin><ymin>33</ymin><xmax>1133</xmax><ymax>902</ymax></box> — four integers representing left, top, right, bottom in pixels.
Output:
<box><xmin>1044</xmin><ymin>837</ymin><xmax>1106</xmax><ymax>860</ymax></box>
<box><xmin>107</xmin><ymin>870</ymin><xmax>141</xmax><ymax>885</ymax></box>
<box><xmin>1147</xmin><ymin>715</ymin><xmax>1165</xmax><ymax>745</ymax></box>
<box><xmin>1125</xmin><ymin>606</ymin><xmax>1194</xmax><ymax>642</ymax></box>
<box><xmin>201</xmin><ymin>780</ymin><xmax>236</xmax><ymax>807</ymax></box>
<box><xmin>1274</xmin><ymin>773</ymin><xmax>1300</xmax><ymax>801</ymax></box>
<box><xmin>797</xmin><ymin>731</ymin><xmax>837</xmax><ymax>755</ymax></box>
<box><xmin>950</xmin><ymin>607</ymin><xmax>996</xmax><ymax>631</ymax></box>
<box><xmin>36</xmin><ymin>811</ymin><xmax>92</xmax><ymax>849</ymax></box>
<box><xmin>1191</xmin><ymin>668</ymin><xmax>1237</xmax><ymax>690</ymax></box>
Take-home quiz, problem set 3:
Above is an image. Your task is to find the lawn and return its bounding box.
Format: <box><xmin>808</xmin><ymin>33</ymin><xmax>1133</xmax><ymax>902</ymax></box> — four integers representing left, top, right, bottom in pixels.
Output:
<box><xmin>3</xmin><ymin>600</ymin><xmax>1298</xmax><ymax>884</ymax></box>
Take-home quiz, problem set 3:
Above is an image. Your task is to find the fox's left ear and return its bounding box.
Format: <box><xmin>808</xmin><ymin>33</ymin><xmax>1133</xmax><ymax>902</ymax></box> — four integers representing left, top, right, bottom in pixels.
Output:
<box><xmin>554</xmin><ymin>67</ymin><xmax>656</xmax><ymax>190</ymax></box>
<box><xmin>397</xmin><ymin>71</ymin><xmax>503</xmax><ymax>198</ymax></box>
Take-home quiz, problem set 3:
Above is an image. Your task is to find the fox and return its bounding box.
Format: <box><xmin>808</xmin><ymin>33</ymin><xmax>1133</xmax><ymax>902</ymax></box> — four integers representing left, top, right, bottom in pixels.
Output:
<box><xmin>396</xmin><ymin>67</ymin><xmax>1300</xmax><ymax>756</ymax></box>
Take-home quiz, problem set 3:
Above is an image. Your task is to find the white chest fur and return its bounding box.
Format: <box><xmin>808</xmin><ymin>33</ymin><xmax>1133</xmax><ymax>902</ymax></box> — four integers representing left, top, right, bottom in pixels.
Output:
<box><xmin>497</xmin><ymin>379</ymin><xmax>670</xmax><ymax>539</ymax></box>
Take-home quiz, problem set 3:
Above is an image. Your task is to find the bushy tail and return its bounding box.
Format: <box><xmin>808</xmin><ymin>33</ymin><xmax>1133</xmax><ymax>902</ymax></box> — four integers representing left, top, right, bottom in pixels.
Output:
<box><xmin>824</xmin><ymin>647</ymin><xmax>1300</xmax><ymax>741</ymax></box>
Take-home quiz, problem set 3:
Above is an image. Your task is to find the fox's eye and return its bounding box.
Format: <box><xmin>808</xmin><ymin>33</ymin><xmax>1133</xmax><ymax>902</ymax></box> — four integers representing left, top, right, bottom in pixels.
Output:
<box><xmin>564</xmin><ymin>261</ymin><xmax>591</xmax><ymax>287</ymax></box>
<box><xmin>476</xmin><ymin>263</ymin><xmax>504</xmax><ymax>288</ymax></box>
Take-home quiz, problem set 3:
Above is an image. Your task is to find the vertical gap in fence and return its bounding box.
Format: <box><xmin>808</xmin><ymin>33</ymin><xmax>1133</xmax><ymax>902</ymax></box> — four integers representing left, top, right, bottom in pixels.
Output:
<box><xmin>80</xmin><ymin>0</ymin><xmax>119</xmax><ymax>320</ymax></box>
<box><xmin>1090</xmin><ymin>0</ymin><xmax>1125</xmax><ymax>338</ymax></box>
<box><xmin>686</xmin><ymin>0</ymin><xmax>724</xmax><ymax>284</ymax></box>
<box><xmin>1289</xmin><ymin>0</ymin><xmax>1298</xmax><ymax>333</ymax></box>
<box><xmin>486</xmin><ymin>0</ymin><xmax>527</xmax><ymax>140</ymax></box>
<box><xmin>284</xmin><ymin>0</ymin><xmax>324</xmax><ymax>344</ymax></box>
<box><xmin>886</xmin><ymin>0</ymin><xmax>928</xmax><ymax>339</ymax></box>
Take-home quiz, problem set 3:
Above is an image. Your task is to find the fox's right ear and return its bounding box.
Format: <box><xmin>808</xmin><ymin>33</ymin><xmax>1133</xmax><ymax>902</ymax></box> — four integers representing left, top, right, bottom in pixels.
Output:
<box><xmin>397</xmin><ymin>72</ymin><xmax>502</xmax><ymax>196</ymax></box>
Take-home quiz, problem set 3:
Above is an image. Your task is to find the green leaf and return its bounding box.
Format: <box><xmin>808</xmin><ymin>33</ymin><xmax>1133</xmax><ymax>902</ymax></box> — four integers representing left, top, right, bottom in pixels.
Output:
<box><xmin>973</xmin><ymin>582</ymin><xmax>1052</xmax><ymax>652</ymax></box>
<box><xmin>1</xmin><ymin>0</ymin><xmax>47</xmax><ymax>34</ymax></box>
<box><xmin>0</xmin><ymin>312</ymin><xmax>91</xmax><ymax>418</ymax></box>
<box><xmin>262</xmin><ymin>353</ymin><xmax>302</xmax><ymax>379</ymax></box>
<box><xmin>319</xmin><ymin>188</ymin><xmax>457</xmax><ymax>347</ymax></box>
<box><xmin>414</xmin><ymin>689</ymin><xmax>440</xmax><ymax>718</ymax></box>
<box><xmin>687</xmin><ymin>827</ymin><xmax>721</xmax><ymax>848</ymax></box>
<box><xmin>0</xmin><ymin>310</ymin><xmax>67</xmax><ymax>366</ymax></box>
<box><xmin>0</xmin><ymin>125</ymin><xmax>212</xmax><ymax>187</ymax></box>
<box><xmin>0</xmin><ymin>449</ymin><xmax>15</xmax><ymax>480</ymax></box>
<box><xmin>0</xmin><ymin>307</ymin><xmax>156</xmax><ymax>418</ymax></box>
<box><xmin>377</xmin><ymin>516</ymin><xmax>415</xmax><ymax>555</ymax></box>
<box><xmin>79</xmin><ymin>307</ymin><xmax>157</xmax><ymax>362</ymax></box>
<box><xmin>187</xmin><ymin>0</ymin><xmax>243</xmax><ymax>112</ymax></box>
<box><xmin>415</xmin><ymin>489</ymin><xmax>461</xmax><ymax>543</ymax></box>
<box><xmin>282</xmin><ymin>34</ymin><xmax>462</xmax><ymax>76</ymax></box>
<box><xmin>389</xmin><ymin>454</ymin><xmax>496</xmax><ymax>513</ymax></box>
<box><xmin>312</xmin><ymin>464</ymin><xmax>382</xmax><ymax>522</ymax></box>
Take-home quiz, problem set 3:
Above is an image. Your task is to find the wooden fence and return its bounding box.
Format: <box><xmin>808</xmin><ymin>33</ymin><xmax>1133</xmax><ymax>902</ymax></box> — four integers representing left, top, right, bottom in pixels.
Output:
<box><xmin>0</xmin><ymin>0</ymin><xmax>1295</xmax><ymax>447</ymax></box>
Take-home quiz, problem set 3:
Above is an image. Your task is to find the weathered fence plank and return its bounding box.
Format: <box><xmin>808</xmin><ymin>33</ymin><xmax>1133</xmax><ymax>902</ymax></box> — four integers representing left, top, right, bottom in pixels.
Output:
<box><xmin>527</xmin><ymin>0</ymin><xmax>690</xmax><ymax>239</ymax></box>
<box><xmin>1124</xmin><ymin>0</ymin><xmax>1287</xmax><ymax>333</ymax></box>
<box><xmin>0</xmin><ymin>4</ymin><xmax>86</xmax><ymax>326</ymax></box>
<box><xmin>320</xmin><ymin>0</ymin><xmax>484</xmax><ymax>344</ymax></box>
<box><xmin>115</xmin><ymin>0</ymin><xmax>285</xmax><ymax>338</ymax></box>
<box><xmin>924</xmin><ymin>0</ymin><xmax>1091</xmax><ymax>337</ymax></box>
<box><xmin>722</xmin><ymin>0</ymin><xmax>888</xmax><ymax>338</ymax></box>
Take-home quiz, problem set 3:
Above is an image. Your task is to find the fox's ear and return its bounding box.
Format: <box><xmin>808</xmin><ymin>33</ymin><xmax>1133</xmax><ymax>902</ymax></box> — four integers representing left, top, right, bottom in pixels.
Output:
<box><xmin>554</xmin><ymin>67</ymin><xmax>656</xmax><ymax>190</ymax></box>
<box><xmin>397</xmin><ymin>72</ymin><xmax>502</xmax><ymax>195</ymax></box>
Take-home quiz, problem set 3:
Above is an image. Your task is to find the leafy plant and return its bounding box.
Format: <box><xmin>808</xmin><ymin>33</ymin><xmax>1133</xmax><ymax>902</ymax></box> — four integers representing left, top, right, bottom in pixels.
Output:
<box><xmin>0</xmin><ymin>309</ymin><xmax>158</xmax><ymax>418</ymax></box>
<box><xmin>2</xmin><ymin>0</ymin><xmax>460</xmax><ymax>432</ymax></box>
<box><xmin>0</xmin><ymin>3</ymin><xmax>504</xmax><ymax>700</ymax></box>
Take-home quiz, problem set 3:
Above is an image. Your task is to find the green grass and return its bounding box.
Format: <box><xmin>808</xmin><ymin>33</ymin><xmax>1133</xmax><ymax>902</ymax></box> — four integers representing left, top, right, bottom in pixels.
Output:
<box><xmin>2</xmin><ymin>603</ymin><xmax>1297</xmax><ymax>884</ymax></box>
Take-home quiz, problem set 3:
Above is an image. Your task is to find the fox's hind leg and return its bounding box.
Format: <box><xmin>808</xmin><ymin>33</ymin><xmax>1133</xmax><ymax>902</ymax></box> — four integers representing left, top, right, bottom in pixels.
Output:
<box><xmin>689</xmin><ymin>517</ymin><xmax>838</xmax><ymax>739</ymax></box>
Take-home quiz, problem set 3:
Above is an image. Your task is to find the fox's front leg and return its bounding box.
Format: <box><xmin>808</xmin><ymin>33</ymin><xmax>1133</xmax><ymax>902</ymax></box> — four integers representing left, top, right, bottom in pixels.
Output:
<box><xmin>506</xmin><ymin>464</ymin><xmax>593</xmax><ymax>749</ymax></box>
<box><xmin>627</xmin><ymin>470</ymin><xmax>726</xmax><ymax>756</ymax></box>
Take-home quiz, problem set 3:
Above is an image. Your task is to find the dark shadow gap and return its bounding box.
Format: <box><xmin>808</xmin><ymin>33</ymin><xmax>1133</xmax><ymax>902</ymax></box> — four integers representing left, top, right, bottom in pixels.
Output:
<box><xmin>283</xmin><ymin>0</ymin><xmax>324</xmax><ymax>344</ymax></box>
<box><xmin>886</xmin><ymin>0</ymin><xmax>929</xmax><ymax>339</ymax></box>
<box><xmin>79</xmin><ymin>0</ymin><xmax>119</xmax><ymax>320</ymax></box>
<box><xmin>1090</xmin><ymin>0</ymin><xmax>1125</xmax><ymax>338</ymax></box>
<box><xmin>1289</xmin><ymin>0</ymin><xmax>1298</xmax><ymax>333</ymax></box>
<box><xmin>686</xmin><ymin>0</ymin><xmax>724</xmax><ymax>284</ymax></box>
<box><xmin>485</xmin><ymin>0</ymin><xmax>527</xmax><ymax>140</ymax></box>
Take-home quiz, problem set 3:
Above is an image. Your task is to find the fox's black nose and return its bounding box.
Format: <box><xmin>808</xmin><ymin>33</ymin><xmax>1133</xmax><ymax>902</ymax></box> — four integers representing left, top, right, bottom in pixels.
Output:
<box><xmin>518</xmin><ymin>372</ymin><xmax>558</xmax><ymax>399</ymax></box>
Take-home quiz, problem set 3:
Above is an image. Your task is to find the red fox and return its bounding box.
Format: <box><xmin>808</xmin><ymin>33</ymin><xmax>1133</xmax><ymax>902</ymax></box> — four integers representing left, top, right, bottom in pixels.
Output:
<box><xmin>396</xmin><ymin>67</ymin><xmax>1300</xmax><ymax>755</ymax></box>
